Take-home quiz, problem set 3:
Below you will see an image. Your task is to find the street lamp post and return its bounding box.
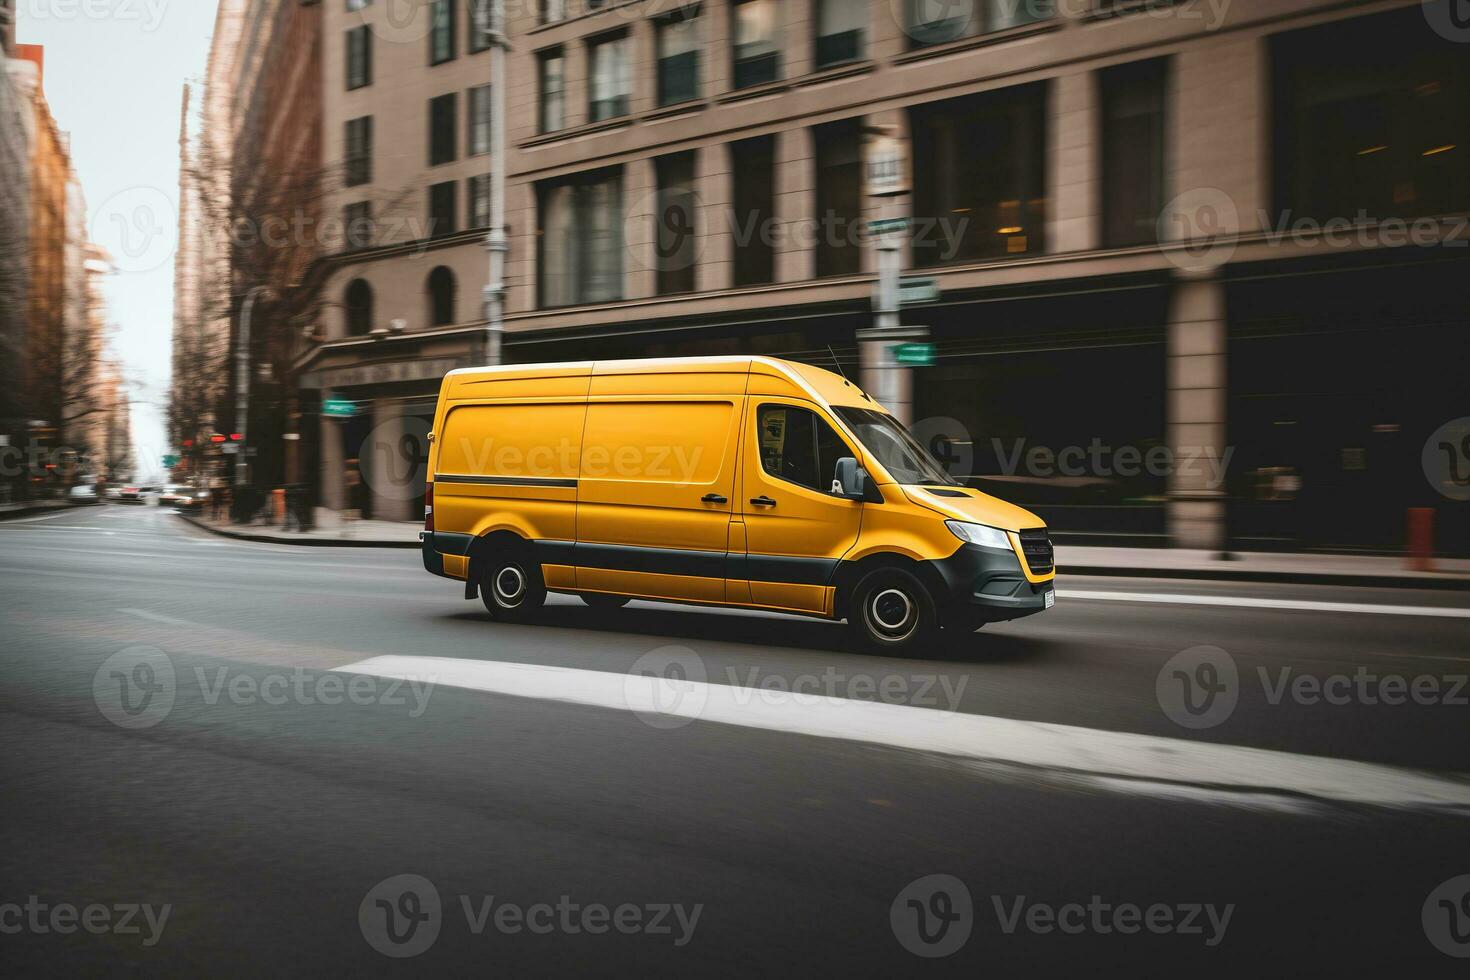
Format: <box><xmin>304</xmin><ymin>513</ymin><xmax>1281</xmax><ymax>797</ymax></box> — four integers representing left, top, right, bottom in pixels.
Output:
<box><xmin>234</xmin><ymin>285</ymin><xmax>272</xmax><ymax>488</ymax></box>
<box><xmin>480</xmin><ymin>0</ymin><xmax>508</xmax><ymax>367</ymax></box>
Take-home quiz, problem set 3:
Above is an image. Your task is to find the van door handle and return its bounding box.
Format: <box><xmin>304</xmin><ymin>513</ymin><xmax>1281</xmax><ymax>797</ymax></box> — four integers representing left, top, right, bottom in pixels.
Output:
<box><xmin>749</xmin><ymin>495</ymin><xmax>777</xmax><ymax>508</ymax></box>
<box><xmin>701</xmin><ymin>493</ymin><xmax>728</xmax><ymax>504</ymax></box>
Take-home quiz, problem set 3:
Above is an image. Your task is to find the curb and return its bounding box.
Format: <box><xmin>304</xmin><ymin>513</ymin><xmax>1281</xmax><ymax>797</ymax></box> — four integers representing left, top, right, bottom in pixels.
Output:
<box><xmin>176</xmin><ymin>512</ymin><xmax>420</xmax><ymax>549</ymax></box>
<box><xmin>174</xmin><ymin>512</ymin><xmax>1470</xmax><ymax>590</ymax></box>
<box><xmin>0</xmin><ymin>501</ymin><xmax>96</xmax><ymax>522</ymax></box>
<box><xmin>1061</xmin><ymin>564</ymin><xmax>1470</xmax><ymax>592</ymax></box>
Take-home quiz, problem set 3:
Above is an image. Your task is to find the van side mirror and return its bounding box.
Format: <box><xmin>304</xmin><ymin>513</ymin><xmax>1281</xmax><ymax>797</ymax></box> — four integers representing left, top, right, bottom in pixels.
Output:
<box><xmin>832</xmin><ymin>457</ymin><xmax>869</xmax><ymax>501</ymax></box>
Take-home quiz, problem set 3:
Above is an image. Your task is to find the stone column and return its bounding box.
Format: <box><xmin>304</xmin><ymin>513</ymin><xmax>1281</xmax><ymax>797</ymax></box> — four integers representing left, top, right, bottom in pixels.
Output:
<box><xmin>1048</xmin><ymin>70</ymin><xmax>1099</xmax><ymax>254</ymax></box>
<box><xmin>319</xmin><ymin>414</ymin><xmax>344</xmax><ymax>513</ymax></box>
<box><xmin>1166</xmin><ymin>274</ymin><xmax>1229</xmax><ymax>551</ymax></box>
<box><xmin>625</xmin><ymin>156</ymin><xmax>657</xmax><ymax>300</ymax></box>
<box><xmin>696</xmin><ymin>145</ymin><xmax>732</xmax><ymax>293</ymax></box>
<box><xmin>774</xmin><ymin>127</ymin><xmax>815</xmax><ymax>284</ymax></box>
<box><xmin>368</xmin><ymin>399</ymin><xmax>411</xmax><ymax>523</ymax></box>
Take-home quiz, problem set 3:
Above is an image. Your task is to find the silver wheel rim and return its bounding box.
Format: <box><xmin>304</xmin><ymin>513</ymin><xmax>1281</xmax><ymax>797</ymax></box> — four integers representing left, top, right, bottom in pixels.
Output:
<box><xmin>494</xmin><ymin>565</ymin><xmax>526</xmax><ymax>605</ymax></box>
<box><xmin>866</xmin><ymin>587</ymin><xmax>917</xmax><ymax>640</ymax></box>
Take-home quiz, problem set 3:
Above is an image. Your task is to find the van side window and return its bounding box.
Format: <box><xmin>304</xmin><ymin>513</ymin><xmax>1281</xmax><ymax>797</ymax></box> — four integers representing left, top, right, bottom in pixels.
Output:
<box><xmin>757</xmin><ymin>405</ymin><xmax>849</xmax><ymax>494</ymax></box>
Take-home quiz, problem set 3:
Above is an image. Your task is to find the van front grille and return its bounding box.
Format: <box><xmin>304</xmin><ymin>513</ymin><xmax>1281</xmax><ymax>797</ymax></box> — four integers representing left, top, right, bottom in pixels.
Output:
<box><xmin>1018</xmin><ymin>529</ymin><xmax>1054</xmax><ymax>576</ymax></box>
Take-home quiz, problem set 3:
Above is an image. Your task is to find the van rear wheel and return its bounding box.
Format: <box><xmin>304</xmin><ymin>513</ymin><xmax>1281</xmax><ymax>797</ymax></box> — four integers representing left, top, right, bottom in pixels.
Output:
<box><xmin>848</xmin><ymin>567</ymin><xmax>938</xmax><ymax>655</ymax></box>
<box><xmin>480</xmin><ymin>554</ymin><xmax>546</xmax><ymax>621</ymax></box>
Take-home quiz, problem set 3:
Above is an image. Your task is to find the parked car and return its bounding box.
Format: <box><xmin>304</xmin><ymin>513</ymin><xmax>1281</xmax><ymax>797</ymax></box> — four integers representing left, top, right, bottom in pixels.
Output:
<box><xmin>104</xmin><ymin>486</ymin><xmax>122</xmax><ymax>501</ymax></box>
<box><xmin>68</xmin><ymin>484</ymin><xmax>99</xmax><ymax>503</ymax></box>
<box><xmin>116</xmin><ymin>486</ymin><xmax>147</xmax><ymax>504</ymax></box>
<box><xmin>159</xmin><ymin>485</ymin><xmax>191</xmax><ymax>507</ymax></box>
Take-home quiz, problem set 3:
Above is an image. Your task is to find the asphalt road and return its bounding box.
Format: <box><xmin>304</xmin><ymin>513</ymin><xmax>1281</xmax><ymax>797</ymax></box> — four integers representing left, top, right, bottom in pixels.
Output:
<box><xmin>1</xmin><ymin>504</ymin><xmax>1468</xmax><ymax>976</ymax></box>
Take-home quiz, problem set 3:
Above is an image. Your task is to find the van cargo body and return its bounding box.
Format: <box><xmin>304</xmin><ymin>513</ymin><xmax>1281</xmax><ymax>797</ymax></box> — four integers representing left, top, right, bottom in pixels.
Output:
<box><xmin>421</xmin><ymin>356</ymin><xmax>1055</xmax><ymax>652</ymax></box>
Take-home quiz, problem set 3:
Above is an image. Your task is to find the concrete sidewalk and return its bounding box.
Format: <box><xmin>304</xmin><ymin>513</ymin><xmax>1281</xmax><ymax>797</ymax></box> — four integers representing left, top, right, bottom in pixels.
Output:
<box><xmin>177</xmin><ymin>511</ymin><xmax>1470</xmax><ymax>590</ymax></box>
<box><xmin>0</xmin><ymin>499</ymin><xmax>95</xmax><ymax>521</ymax></box>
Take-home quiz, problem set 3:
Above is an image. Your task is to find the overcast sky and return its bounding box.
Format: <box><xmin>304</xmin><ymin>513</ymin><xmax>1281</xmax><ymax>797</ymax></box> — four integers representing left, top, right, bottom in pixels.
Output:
<box><xmin>18</xmin><ymin>0</ymin><xmax>219</xmax><ymax>480</ymax></box>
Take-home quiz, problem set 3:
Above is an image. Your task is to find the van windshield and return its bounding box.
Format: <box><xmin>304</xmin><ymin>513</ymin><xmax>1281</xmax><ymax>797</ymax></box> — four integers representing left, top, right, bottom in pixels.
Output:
<box><xmin>833</xmin><ymin>407</ymin><xmax>959</xmax><ymax>487</ymax></box>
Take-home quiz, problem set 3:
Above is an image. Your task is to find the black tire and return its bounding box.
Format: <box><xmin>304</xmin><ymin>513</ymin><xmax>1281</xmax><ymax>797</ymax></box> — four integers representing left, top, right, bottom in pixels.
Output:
<box><xmin>479</xmin><ymin>551</ymin><xmax>546</xmax><ymax>621</ymax></box>
<box><xmin>579</xmin><ymin>593</ymin><xmax>630</xmax><ymax>609</ymax></box>
<box><xmin>847</xmin><ymin>567</ymin><xmax>939</xmax><ymax>655</ymax></box>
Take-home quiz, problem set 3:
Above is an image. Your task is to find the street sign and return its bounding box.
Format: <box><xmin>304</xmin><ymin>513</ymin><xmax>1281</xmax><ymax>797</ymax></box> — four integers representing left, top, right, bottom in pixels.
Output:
<box><xmin>899</xmin><ymin>277</ymin><xmax>940</xmax><ymax>306</ymax></box>
<box><xmin>894</xmin><ymin>342</ymin><xmax>937</xmax><ymax>367</ymax></box>
<box><xmin>221</xmin><ymin>444</ymin><xmax>240</xmax><ymax>455</ymax></box>
<box><xmin>162</xmin><ymin>455</ymin><xmax>179</xmax><ymax>467</ymax></box>
<box><xmin>867</xmin><ymin>217</ymin><xmax>910</xmax><ymax>237</ymax></box>
<box><xmin>865</xmin><ymin>131</ymin><xmax>908</xmax><ymax>197</ymax></box>
<box><xmin>323</xmin><ymin>398</ymin><xmax>358</xmax><ymax>419</ymax></box>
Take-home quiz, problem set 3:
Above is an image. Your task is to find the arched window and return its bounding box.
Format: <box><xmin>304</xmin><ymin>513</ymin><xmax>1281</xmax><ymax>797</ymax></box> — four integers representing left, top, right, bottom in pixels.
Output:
<box><xmin>344</xmin><ymin>279</ymin><xmax>374</xmax><ymax>337</ymax></box>
<box><xmin>427</xmin><ymin>266</ymin><xmax>456</xmax><ymax>327</ymax></box>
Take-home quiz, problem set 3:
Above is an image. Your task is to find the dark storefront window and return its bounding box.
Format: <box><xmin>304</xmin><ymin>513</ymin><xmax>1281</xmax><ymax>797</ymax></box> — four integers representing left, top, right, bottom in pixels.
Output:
<box><xmin>814</xmin><ymin>118</ymin><xmax>862</xmax><ymax>277</ymax></box>
<box><xmin>1272</xmin><ymin>7</ymin><xmax>1469</xmax><ymax>222</ymax></box>
<box><xmin>909</xmin><ymin>82</ymin><xmax>1047</xmax><ymax>265</ymax></box>
<box><xmin>730</xmin><ymin>135</ymin><xmax>775</xmax><ymax>286</ymax></box>
<box><xmin>1100</xmin><ymin>58</ymin><xmax>1167</xmax><ymax>248</ymax></box>
<box><xmin>537</xmin><ymin>167</ymin><xmax>625</xmax><ymax>308</ymax></box>
<box><xmin>655</xmin><ymin>151</ymin><xmax>698</xmax><ymax>295</ymax></box>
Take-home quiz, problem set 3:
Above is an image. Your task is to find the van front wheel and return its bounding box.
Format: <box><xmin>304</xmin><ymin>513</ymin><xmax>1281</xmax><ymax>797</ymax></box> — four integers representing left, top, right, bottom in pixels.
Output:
<box><xmin>480</xmin><ymin>555</ymin><xmax>546</xmax><ymax>621</ymax></box>
<box><xmin>848</xmin><ymin>568</ymin><xmax>938</xmax><ymax>655</ymax></box>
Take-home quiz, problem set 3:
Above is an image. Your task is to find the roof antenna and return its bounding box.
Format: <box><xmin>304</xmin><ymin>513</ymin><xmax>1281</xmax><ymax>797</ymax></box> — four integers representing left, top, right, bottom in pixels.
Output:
<box><xmin>827</xmin><ymin>345</ymin><xmax>851</xmax><ymax>384</ymax></box>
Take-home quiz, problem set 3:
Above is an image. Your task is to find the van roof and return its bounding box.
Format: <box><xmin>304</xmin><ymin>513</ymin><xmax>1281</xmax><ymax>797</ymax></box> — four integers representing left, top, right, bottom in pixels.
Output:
<box><xmin>443</xmin><ymin>355</ymin><xmax>879</xmax><ymax>409</ymax></box>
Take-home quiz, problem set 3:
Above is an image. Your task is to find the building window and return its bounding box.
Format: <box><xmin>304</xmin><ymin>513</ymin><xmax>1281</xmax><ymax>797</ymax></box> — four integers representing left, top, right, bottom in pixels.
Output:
<box><xmin>346</xmin><ymin>26</ymin><xmax>372</xmax><ymax>90</ymax></box>
<box><xmin>427</xmin><ymin>266</ymin><xmax>457</xmax><ymax>327</ymax></box>
<box><xmin>756</xmin><ymin>404</ymin><xmax>850</xmax><ymax>494</ymax></box>
<box><xmin>468</xmin><ymin>0</ymin><xmax>489</xmax><ymax>53</ymax></box>
<box><xmin>538</xmin><ymin>49</ymin><xmax>566</xmax><ymax>133</ymax></box>
<box><xmin>901</xmin><ymin>0</ymin><xmax>1048</xmax><ymax>48</ymax></box>
<box><xmin>909</xmin><ymin>82</ymin><xmax>1047</xmax><ymax>265</ymax></box>
<box><xmin>429</xmin><ymin>92</ymin><xmax>457</xmax><ymax>165</ymax></box>
<box><xmin>344</xmin><ymin>202</ymin><xmax>373</xmax><ymax>250</ymax></box>
<box><xmin>654</xmin><ymin>151</ymin><xmax>697</xmax><ymax>295</ymax></box>
<box><xmin>1100</xmin><ymin>58</ymin><xmax>1166</xmax><ymax>248</ymax></box>
<box><xmin>732</xmin><ymin>0</ymin><xmax>779</xmax><ymax>89</ymax></box>
<box><xmin>1272</xmin><ymin>7</ymin><xmax>1469</xmax><ymax>224</ymax></box>
<box><xmin>656</xmin><ymin>7</ymin><xmax>701</xmax><ymax>107</ymax></box>
<box><xmin>347</xmin><ymin>0</ymin><xmax>372</xmax><ymax>10</ymax></box>
<box><xmin>540</xmin><ymin>0</ymin><xmax>566</xmax><ymax>24</ymax></box>
<box><xmin>814</xmin><ymin>118</ymin><xmax>862</xmax><ymax>277</ymax></box>
<box><xmin>344</xmin><ymin>116</ymin><xmax>373</xmax><ymax>187</ymax></box>
<box><xmin>730</xmin><ymin>134</ymin><xmax>775</xmax><ymax>286</ymax></box>
<box><xmin>468</xmin><ymin>174</ymin><xmax>491</xmax><ymax>228</ymax></box>
<box><xmin>429</xmin><ymin>181</ymin><xmax>458</xmax><ymax>237</ymax></box>
<box><xmin>588</xmin><ymin>33</ymin><xmax>630</xmax><ymax>122</ymax></box>
<box><xmin>429</xmin><ymin>0</ymin><xmax>456</xmax><ymax>65</ymax></box>
<box><xmin>344</xmin><ymin>279</ymin><xmax>374</xmax><ymax>337</ymax></box>
<box><xmin>468</xmin><ymin>84</ymin><xmax>492</xmax><ymax>156</ymax></box>
<box><xmin>816</xmin><ymin>0</ymin><xmax>865</xmax><ymax>68</ymax></box>
<box><xmin>537</xmin><ymin>167</ymin><xmax>624</xmax><ymax>308</ymax></box>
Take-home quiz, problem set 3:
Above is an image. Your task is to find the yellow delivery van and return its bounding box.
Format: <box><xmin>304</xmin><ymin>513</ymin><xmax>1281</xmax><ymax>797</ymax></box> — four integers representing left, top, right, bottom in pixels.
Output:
<box><xmin>420</xmin><ymin>356</ymin><xmax>1055</xmax><ymax>652</ymax></box>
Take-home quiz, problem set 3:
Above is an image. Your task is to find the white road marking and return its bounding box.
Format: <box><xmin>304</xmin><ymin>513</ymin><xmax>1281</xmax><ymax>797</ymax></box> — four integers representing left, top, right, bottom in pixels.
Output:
<box><xmin>1057</xmin><ymin>589</ymin><xmax>1470</xmax><ymax>619</ymax></box>
<box><xmin>335</xmin><ymin>656</ymin><xmax>1470</xmax><ymax>814</ymax></box>
<box><xmin>118</xmin><ymin>607</ymin><xmax>195</xmax><ymax>626</ymax></box>
<box><xmin>0</xmin><ymin>525</ymin><xmax>118</xmax><ymax>534</ymax></box>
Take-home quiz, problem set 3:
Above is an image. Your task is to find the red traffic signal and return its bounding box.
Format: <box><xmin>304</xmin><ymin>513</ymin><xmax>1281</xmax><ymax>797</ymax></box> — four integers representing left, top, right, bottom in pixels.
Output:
<box><xmin>210</xmin><ymin>434</ymin><xmax>227</xmax><ymax>444</ymax></box>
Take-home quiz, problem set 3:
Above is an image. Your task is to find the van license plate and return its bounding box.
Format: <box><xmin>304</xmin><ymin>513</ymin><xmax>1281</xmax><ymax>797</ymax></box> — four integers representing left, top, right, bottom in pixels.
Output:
<box><xmin>1044</xmin><ymin>590</ymin><xmax>1056</xmax><ymax>609</ymax></box>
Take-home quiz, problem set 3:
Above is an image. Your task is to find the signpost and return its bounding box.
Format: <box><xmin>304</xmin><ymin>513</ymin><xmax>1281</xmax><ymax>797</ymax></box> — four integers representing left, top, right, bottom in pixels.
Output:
<box><xmin>867</xmin><ymin>217</ymin><xmax>910</xmax><ymax>237</ymax></box>
<box><xmin>894</xmin><ymin>342</ymin><xmax>937</xmax><ymax>367</ymax></box>
<box><xmin>898</xmin><ymin>276</ymin><xmax>940</xmax><ymax>306</ymax></box>
<box><xmin>162</xmin><ymin>455</ymin><xmax>179</xmax><ymax>468</ymax></box>
<box><xmin>322</xmin><ymin>398</ymin><xmax>359</xmax><ymax>419</ymax></box>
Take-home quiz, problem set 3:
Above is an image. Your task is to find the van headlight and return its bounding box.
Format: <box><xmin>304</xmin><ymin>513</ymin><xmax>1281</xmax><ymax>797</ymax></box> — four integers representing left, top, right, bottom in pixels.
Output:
<box><xmin>945</xmin><ymin>520</ymin><xmax>1013</xmax><ymax>551</ymax></box>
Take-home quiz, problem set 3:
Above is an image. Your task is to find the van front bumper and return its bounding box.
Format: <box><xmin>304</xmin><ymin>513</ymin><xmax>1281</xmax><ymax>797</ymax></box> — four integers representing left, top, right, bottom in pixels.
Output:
<box><xmin>931</xmin><ymin>543</ymin><xmax>1055</xmax><ymax>625</ymax></box>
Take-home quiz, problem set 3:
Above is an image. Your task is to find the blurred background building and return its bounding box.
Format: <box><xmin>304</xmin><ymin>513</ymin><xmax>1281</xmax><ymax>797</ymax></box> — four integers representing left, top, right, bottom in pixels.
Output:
<box><xmin>174</xmin><ymin>0</ymin><xmax>1469</xmax><ymax>555</ymax></box>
